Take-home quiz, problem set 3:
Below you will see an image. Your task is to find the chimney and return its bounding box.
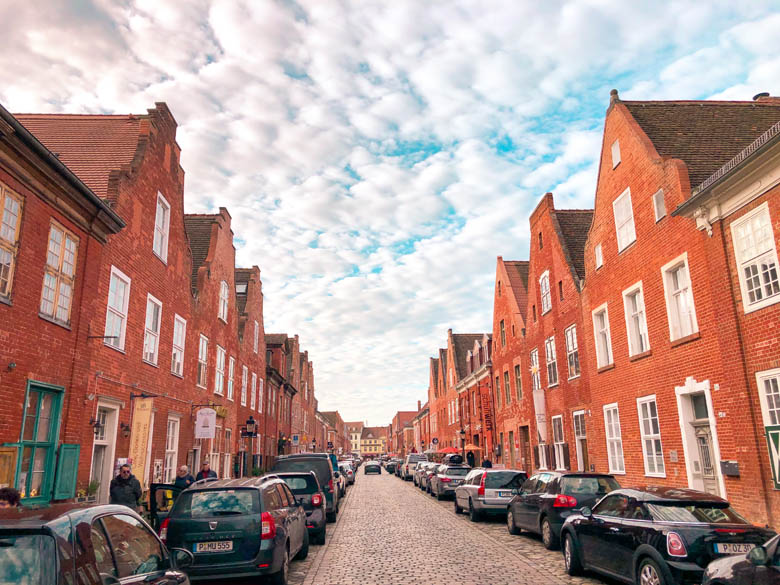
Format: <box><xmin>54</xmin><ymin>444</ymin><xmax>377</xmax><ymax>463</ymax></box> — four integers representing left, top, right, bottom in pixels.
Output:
<box><xmin>417</xmin><ymin>400</ymin><xmax>421</xmax><ymax>411</ymax></box>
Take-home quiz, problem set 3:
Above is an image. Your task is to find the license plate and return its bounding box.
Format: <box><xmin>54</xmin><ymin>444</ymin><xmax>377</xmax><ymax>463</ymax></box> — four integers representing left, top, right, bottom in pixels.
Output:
<box><xmin>450</xmin><ymin>481</ymin><xmax>460</xmax><ymax>486</ymax></box>
<box><xmin>498</xmin><ymin>491</ymin><xmax>511</xmax><ymax>497</ymax></box>
<box><xmin>194</xmin><ymin>541</ymin><xmax>233</xmax><ymax>553</ymax></box>
<box><xmin>714</xmin><ymin>542</ymin><xmax>755</xmax><ymax>554</ymax></box>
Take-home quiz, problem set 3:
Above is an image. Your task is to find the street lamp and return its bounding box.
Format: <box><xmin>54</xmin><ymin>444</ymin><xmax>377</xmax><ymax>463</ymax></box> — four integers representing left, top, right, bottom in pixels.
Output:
<box><xmin>459</xmin><ymin>428</ymin><xmax>466</xmax><ymax>463</ymax></box>
<box><xmin>245</xmin><ymin>416</ymin><xmax>257</xmax><ymax>436</ymax></box>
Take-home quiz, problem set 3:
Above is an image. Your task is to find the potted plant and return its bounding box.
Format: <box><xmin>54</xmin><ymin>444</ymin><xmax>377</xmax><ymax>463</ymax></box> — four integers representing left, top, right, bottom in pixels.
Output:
<box><xmin>251</xmin><ymin>467</ymin><xmax>262</xmax><ymax>477</ymax></box>
<box><xmin>86</xmin><ymin>480</ymin><xmax>100</xmax><ymax>502</ymax></box>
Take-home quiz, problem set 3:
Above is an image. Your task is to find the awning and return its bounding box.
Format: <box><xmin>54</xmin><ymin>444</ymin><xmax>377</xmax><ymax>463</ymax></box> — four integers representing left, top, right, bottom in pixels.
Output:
<box><xmin>463</xmin><ymin>444</ymin><xmax>482</xmax><ymax>451</ymax></box>
<box><xmin>437</xmin><ymin>446</ymin><xmax>459</xmax><ymax>454</ymax></box>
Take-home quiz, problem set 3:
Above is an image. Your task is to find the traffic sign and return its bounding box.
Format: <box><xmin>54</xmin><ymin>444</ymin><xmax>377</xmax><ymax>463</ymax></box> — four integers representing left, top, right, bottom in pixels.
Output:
<box><xmin>432</xmin><ymin>437</ymin><xmax>439</xmax><ymax>444</ymax></box>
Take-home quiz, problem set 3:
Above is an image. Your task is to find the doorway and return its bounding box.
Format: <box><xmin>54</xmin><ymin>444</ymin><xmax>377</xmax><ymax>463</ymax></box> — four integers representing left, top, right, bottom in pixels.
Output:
<box><xmin>508</xmin><ymin>431</ymin><xmax>515</xmax><ymax>467</ymax></box>
<box><xmin>90</xmin><ymin>402</ymin><xmax>118</xmax><ymax>504</ymax></box>
<box><xmin>518</xmin><ymin>426</ymin><xmax>531</xmax><ymax>471</ymax></box>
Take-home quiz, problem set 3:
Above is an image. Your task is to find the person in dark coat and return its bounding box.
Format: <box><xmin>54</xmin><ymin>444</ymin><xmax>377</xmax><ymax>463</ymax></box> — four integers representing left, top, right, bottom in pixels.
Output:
<box><xmin>481</xmin><ymin>457</ymin><xmax>493</xmax><ymax>468</ymax></box>
<box><xmin>195</xmin><ymin>460</ymin><xmax>217</xmax><ymax>481</ymax></box>
<box><xmin>466</xmin><ymin>451</ymin><xmax>476</xmax><ymax>468</ymax></box>
<box><xmin>0</xmin><ymin>487</ymin><xmax>21</xmax><ymax>508</ymax></box>
<box><xmin>109</xmin><ymin>464</ymin><xmax>142</xmax><ymax>510</ymax></box>
<box><xmin>173</xmin><ymin>465</ymin><xmax>196</xmax><ymax>489</ymax></box>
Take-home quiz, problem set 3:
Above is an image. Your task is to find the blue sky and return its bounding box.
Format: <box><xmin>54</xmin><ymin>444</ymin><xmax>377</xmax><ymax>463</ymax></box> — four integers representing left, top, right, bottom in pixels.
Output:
<box><xmin>2</xmin><ymin>1</ymin><xmax>779</xmax><ymax>425</ymax></box>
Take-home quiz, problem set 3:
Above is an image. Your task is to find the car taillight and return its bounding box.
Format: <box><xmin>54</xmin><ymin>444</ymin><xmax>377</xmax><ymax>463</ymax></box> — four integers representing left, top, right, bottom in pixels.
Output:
<box><xmin>477</xmin><ymin>472</ymin><xmax>486</xmax><ymax>496</ymax></box>
<box><xmin>328</xmin><ymin>479</ymin><xmax>334</xmax><ymax>492</ymax></box>
<box><xmin>311</xmin><ymin>493</ymin><xmax>323</xmax><ymax>507</ymax></box>
<box><xmin>667</xmin><ymin>531</ymin><xmax>687</xmax><ymax>557</ymax></box>
<box><xmin>440</xmin><ymin>477</ymin><xmax>451</xmax><ymax>483</ymax></box>
<box><xmin>261</xmin><ymin>512</ymin><xmax>276</xmax><ymax>540</ymax></box>
<box><xmin>159</xmin><ymin>518</ymin><xmax>170</xmax><ymax>543</ymax></box>
<box><xmin>553</xmin><ymin>494</ymin><xmax>578</xmax><ymax>508</ymax></box>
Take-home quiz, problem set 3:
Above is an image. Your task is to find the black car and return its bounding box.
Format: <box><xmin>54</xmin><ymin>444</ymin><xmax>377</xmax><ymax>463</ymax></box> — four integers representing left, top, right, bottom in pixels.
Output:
<box><xmin>385</xmin><ymin>461</ymin><xmax>397</xmax><ymax>474</ymax></box>
<box><xmin>364</xmin><ymin>461</ymin><xmax>381</xmax><ymax>474</ymax></box>
<box><xmin>163</xmin><ymin>477</ymin><xmax>308</xmax><ymax>584</ymax></box>
<box><xmin>272</xmin><ymin>452</ymin><xmax>341</xmax><ymax>522</ymax></box>
<box><xmin>561</xmin><ymin>486</ymin><xmax>775</xmax><ymax>585</ymax></box>
<box><xmin>507</xmin><ymin>471</ymin><xmax>620</xmax><ymax>550</ymax></box>
<box><xmin>0</xmin><ymin>503</ymin><xmax>193</xmax><ymax>585</ymax></box>
<box><xmin>268</xmin><ymin>471</ymin><xmax>328</xmax><ymax>545</ymax></box>
<box><xmin>703</xmin><ymin>534</ymin><xmax>780</xmax><ymax>584</ymax></box>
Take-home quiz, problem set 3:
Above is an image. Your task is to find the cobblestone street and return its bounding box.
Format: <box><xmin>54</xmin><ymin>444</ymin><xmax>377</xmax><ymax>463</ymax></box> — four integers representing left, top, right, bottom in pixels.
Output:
<box><xmin>292</xmin><ymin>472</ymin><xmax>613</xmax><ymax>585</ymax></box>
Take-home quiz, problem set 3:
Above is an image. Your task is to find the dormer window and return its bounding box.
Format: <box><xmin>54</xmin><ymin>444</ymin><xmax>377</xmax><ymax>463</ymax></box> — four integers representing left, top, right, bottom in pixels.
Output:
<box><xmin>236</xmin><ymin>282</ymin><xmax>248</xmax><ymax>294</ymax></box>
<box><xmin>153</xmin><ymin>193</ymin><xmax>170</xmax><ymax>262</ymax></box>
<box><xmin>219</xmin><ymin>281</ymin><xmax>229</xmax><ymax>321</ymax></box>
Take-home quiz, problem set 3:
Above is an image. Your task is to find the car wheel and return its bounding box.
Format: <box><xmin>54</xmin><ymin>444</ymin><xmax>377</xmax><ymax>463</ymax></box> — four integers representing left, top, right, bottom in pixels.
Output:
<box><xmin>295</xmin><ymin>529</ymin><xmax>309</xmax><ymax>560</ymax></box>
<box><xmin>315</xmin><ymin>529</ymin><xmax>326</xmax><ymax>545</ymax></box>
<box><xmin>454</xmin><ymin>498</ymin><xmax>462</xmax><ymax>514</ymax></box>
<box><xmin>638</xmin><ymin>558</ymin><xmax>667</xmax><ymax>585</ymax></box>
<box><xmin>563</xmin><ymin>533</ymin><xmax>583</xmax><ymax>576</ymax></box>
<box><xmin>436</xmin><ymin>488</ymin><xmax>443</xmax><ymax>501</ymax></box>
<box><xmin>268</xmin><ymin>545</ymin><xmax>289</xmax><ymax>585</ymax></box>
<box><xmin>326</xmin><ymin>510</ymin><xmax>336</xmax><ymax>523</ymax></box>
<box><xmin>469</xmin><ymin>500</ymin><xmax>482</xmax><ymax>522</ymax></box>
<box><xmin>541</xmin><ymin>517</ymin><xmax>559</xmax><ymax>550</ymax></box>
<box><xmin>507</xmin><ymin>509</ymin><xmax>521</xmax><ymax>535</ymax></box>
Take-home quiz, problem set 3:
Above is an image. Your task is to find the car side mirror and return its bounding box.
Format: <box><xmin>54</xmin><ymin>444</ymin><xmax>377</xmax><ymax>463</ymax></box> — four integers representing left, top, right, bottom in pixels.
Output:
<box><xmin>170</xmin><ymin>548</ymin><xmax>194</xmax><ymax>570</ymax></box>
<box><xmin>581</xmin><ymin>507</ymin><xmax>592</xmax><ymax>518</ymax></box>
<box><xmin>749</xmin><ymin>546</ymin><xmax>769</xmax><ymax>566</ymax></box>
<box><xmin>334</xmin><ymin>471</ymin><xmax>341</xmax><ymax>478</ymax></box>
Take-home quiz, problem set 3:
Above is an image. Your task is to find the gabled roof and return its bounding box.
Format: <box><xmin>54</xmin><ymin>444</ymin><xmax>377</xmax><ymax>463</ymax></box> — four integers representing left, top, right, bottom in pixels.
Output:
<box><xmin>13</xmin><ymin>113</ymin><xmax>143</xmax><ymax>200</ymax></box>
<box><xmin>438</xmin><ymin>348</ymin><xmax>448</xmax><ymax>382</ymax></box>
<box><xmin>553</xmin><ymin>209</ymin><xmax>594</xmax><ymax>281</ymax></box>
<box><xmin>344</xmin><ymin>422</ymin><xmax>364</xmax><ymax>433</ymax></box>
<box><xmin>265</xmin><ymin>333</ymin><xmax>288</xmax><ymax>346</ymax></box>
<box><xmin>430</xmin><ymin>357</ymin><xmax>439</xmax><ymax>391</ymax></box>
<box><xmin>622</xmin><ymin>98</ymin><xmax>780</xmax><ymax>189</ymax></box>
<box><xmin>234</xmin><ymin>269</ymin><xmax>252</xmax><ymax>314</ymax></box>
<box><xmin>503</xmin><ymin>260</ymin><xmax>529</xmax><ymax>321</ymax></box>
<box><xmin>361</xmin><ymin>426</ymin><xmax>386</xmax><ymax>440</ymax></box>
<box><xmin>318</xmin><ymin>411</ymin><xmax>342</xmax><ymax>428</ymax></box>
<box><xmin>183</xmin><ymin>214</ymin><xmax>217</xmax><ymax>294</ymax></box>
<box><xmin>452</xmin><ymin>334</ymin><xmax>484</xmax><ymax>380</ymax></box>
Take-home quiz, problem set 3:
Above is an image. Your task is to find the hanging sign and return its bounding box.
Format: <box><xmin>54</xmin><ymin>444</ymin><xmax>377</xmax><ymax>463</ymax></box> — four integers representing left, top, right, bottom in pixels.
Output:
<box><xmin>128</xmin><ymin>398</ymin><xmax>154</xmax><ymax>487</ymax></box>
<box><xmin>195</xmin><ymin>408</ymin><xmax>217</xmax><ymax>439</ymax></box>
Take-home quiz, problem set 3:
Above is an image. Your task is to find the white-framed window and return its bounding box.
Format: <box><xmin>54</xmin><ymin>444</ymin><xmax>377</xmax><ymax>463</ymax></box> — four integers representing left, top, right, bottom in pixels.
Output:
<box><xmin>573</xmin><ymin>410</ymin><xmax>587</xmax><ymax>472</ymax></box>
<box><xmin>163</xmin><ymin>416</ymin><xmax>180</xmax><ymax>484</ymax></box>
<box><xmin>258</xmin><ymin>378</ymin><xmax>264</xmax><ymax>413</ymax></box>
<box><xmin>514</xmin><ymin>364</ymin><xmax>522</xmax><ymax>400</ymax></box>
<box><xmin>757</xmin><ymin>369</ymin><xmax>780</xmax><ymax>427</ymax></box>
<box><xmin>594</xmin><ymin>243</ymin><xmax>603</xmax><ymax>269</ymax></box>
<box><xmin>652</xmin><ymin>189</ymin><xmax>666</xmax><ymax>222</ymax></box>
<box><xmin>253</xmin><ymin>320</ymin><xmax>259</xmax><ymax>353</ymax></box>
<box><xmin>504</xmin><ymin>371</ymin><xmax>511</xmax><ymax>405</ymax></box>
<box><xmin>153</xmin><ymin>192</ymin><xmax>170</xmax><ymax>262</ymax></box>
<box><xmin>731</xmin><ymin>202</ymin><xmax>780</xmax><ymax>313</ymax></box>
<box><xmin>214</xmin><ymin>345</ymin><xmax>226</xmax><ymax>395</ymax></box>
<box><xmin>0</xmin><ymin>185</ymin><xmax>23</xmax><ymax>299</ymax></box>
<box><xmin>142</xmin><ymin>294</ymin><xmax>162</xmax><ymax>365</ymax></box>
<box><xmin>241</xmin><ymin>366</ymin><xmax>248</xmax><ymax>406</ymax></box>
<box><xmin>661</xmin><ymin>253</ymin><xmax>698</xmax><ymax>340</ymax></box>
<box><xmin>456</xmin><ymin>397</ymin><xmax>460</xmax><ymax>421</ymax></box>
<box><xmin>495</xmin><ymin>376</ymin><xmax>502</xmax><ymax>409</ymax></box>
<box><xmin>171</xmin><ymin>315</ymin><xmax>186</xmax><ymax>376</ymax></box>
<box><xmin>530</xmin><ymin>349</ymin><xmax>541</xmax><ymax>391</ymax></box>
<box><xmin>603</xmin><ymin>403</ymin><xmax>625</xmax><ymax>474</ymax></box>
<box><xmin>218</xmin><ymin>280</ymin><xmax>229</xmax><ymax>322</ymax></box>
<box><xmin>197</xmin><ymin>335</ymin><xmax>208</xmax><ymax>388</ymax></box>
<box><xmin>545</xmin><ymin>336</ymin><xmax>558</xmax><ymax>387</ymax></box>
<box><xmin>592</xmin><ymin>304</ymin><xmax>613</xmax><ymax>368</ymax></box>
<box><xmin>105</xmin><ymin>266</ymin><xmax>131</xmax><ymax>351</ymax></box>
<box><xmin>227</xmin><ymin>357</ymin><xmax>235</xmax><ymax>400</ymax></box>
<box><xmin>250</xmin><ymin>372</ymin><xmax>257</xmax><ymax>410</ymax></box>
<box><xmin>223</xmin><ymin>428</ymin><xmax>232</xmax><ymax>479</ymax></box>
<box><xmin>564</xmin><ymin>325</ymin><xmax>580</xmax><ymax>378</ymax></box>
<box><xmin>40</xmin><ymin>222</ymin><xmax>79</xmax><ymax>324</ymax></box>
<box><xmin>623</xmin><ymin>282</ymin><xmax>649</xmax><ymax>356</ymax></box>
<box><xmin>552</xmin><ymin>415</ymin><xmax>566</xmax><ymax>470</ymax></box>
<box><xmin>540</xmin><ymin>271</ymin><xmax>552</xmax><ymax>314</ymax></box>
<box><xmin>613</xmin><ymin>187</ymin><xmax>636</xmax><ymax>252</ymax></box>
<box><xmin>500</xmin><ymin>320</ymin><xmax>506</xmax><ymax>347</ymax></box>
<box><xmin>538</xmin><ymin>442</ymin><xmax>549</xmax><ymax>470</ymax></box>
<box><xmin>611</xmin><ymin>139</ymin><xmax>621</xmax><ymax>168</ymax></box>
<box><xmin>637</xmin><ymin>395</ymin><xmax>665</xmax><ymax>477</ymax></box>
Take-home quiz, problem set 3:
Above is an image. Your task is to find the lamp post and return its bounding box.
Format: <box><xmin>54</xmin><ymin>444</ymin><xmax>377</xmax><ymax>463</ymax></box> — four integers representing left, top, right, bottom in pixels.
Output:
<box><xmin>459</xmin><ymin>428</ymin><xmax>466</xmax><ymax>463</ymax></box>
<box><xmin>246</xmin><ymin>416</ymin><xmax>257</xmax><ymax>474</ymax></box>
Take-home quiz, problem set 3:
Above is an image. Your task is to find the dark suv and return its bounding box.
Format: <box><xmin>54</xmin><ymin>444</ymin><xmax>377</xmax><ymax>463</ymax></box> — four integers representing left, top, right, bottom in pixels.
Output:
<box><xmin>163</xmin><ymin>477</ymin><xmax>308</xmax><ymax>584</ymax></box>
<box><xmin>267</xmin><ymin>471</ymin><xmax>328</xmax><ymax>544</ymax></box>
<box><xmin>507</xmin><ymin>471</ymin><xmax>620</xmax><ymax>549</ymax></box>
<box><xmin>272</xmin><ymin>453</ymin><xmax>341</xmax><ymax>522</ymax></box>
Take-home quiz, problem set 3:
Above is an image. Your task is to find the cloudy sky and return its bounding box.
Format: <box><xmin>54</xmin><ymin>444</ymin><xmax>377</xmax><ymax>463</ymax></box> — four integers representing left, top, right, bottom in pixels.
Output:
<box><xmin>2</xmin><ymin>1</ymin><xmax>778</xmax><ymax>425</ymax></box>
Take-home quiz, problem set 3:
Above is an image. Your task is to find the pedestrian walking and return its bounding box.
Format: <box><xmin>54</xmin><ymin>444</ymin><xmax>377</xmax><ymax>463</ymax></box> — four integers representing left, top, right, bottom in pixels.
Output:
<box><xmin>0</xmin><ymin>487</ymin><xmax>21</xmax><ymax>508</ymax></box>
<box><xmin>109</xmin><ymin>464</ymin><xmax>142</xmax><ymax>510</ymax></box>
<box><xmin>195</xmin><ymin>459</ymin><xmax>217</xmax><ymax>481</ymax></box>
<box><xmin>466</xmin><ymin>450</ymin><xmax>475</xmax><ymax>468</ymax></box>
<box><xmin>481</xmin><ymin>457</ymin><xmax>492</xmax><ymax>468</ymax></box>
<box><xmin>173</xmin><ymin>465</ymin><xmax>196</xmax><ymax>489</ymax></box>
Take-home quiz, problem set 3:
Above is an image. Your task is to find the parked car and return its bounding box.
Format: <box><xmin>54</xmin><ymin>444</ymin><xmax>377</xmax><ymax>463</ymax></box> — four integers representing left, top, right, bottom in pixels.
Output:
<box><xmin>385</xmin><ymin>460</ymin><xmax>397</xmax><ymax>474</ymax></box>
<box><xmin>0</xmin><ymin>503</ymin><xmax>193</xmax><ymax>585</ymax></box>
<box><xmin>454</xmin><ymin>468</ymin><xmax>528</xmax><ymax>521</ymax></box>
<box><xmin>163</xmin><ymin>477</ymin><xmax>308</xmax><ymax>584</ymax></box>
<box><xmin>401</xmin><ymin>453</ymin><xmax>427</xmax><ymax>480</ymax></box>
<box><xmin>703</xmin><ymin>533</ymin><xmax>780</xmax><ymax>584</ymax></box>
<box><xmin>414</xmin><ymin>461</ymin><xmax>435</xmax><ymax>487</ymax></box>
<box><xmin>265</xmin><ymin>471</ymin><xmax>328</xmax><ymax>546</ymax></box>
<box><xmin>339</xmin><ymin>462</ymin><xmax>355</xmax><ymax>485</ymax></box>
<box><xmin>421</xmin><ymin>463</ymin><xmax>442</xmax><ymax>493</ymax></box>
<box><xmin>430</xmin><ymin>464</ymin><xmax>471</xmax><ymax>500</ymax></box>
<box><xmin>271</xmin><ymin>453</ymin><xmax>341</xmax><ymax>522</ymax></box>
<box><xmin>507</xmin><ymin>471</ymin><xmax>620</xmax><ymax>550</ymax></box>
<box><xmin>364</xmin><ymin>460</ymin><xmax>382</xmax><ymax>474</ymax></box>
<box><xmin>395</xmin><ymin>459</ymin><xmax>404</xmax><ymax>477</ymax></box>
<box><xmin>560</xmin><ymin>486</ymin><xmax>775</xmax><ymax>585</ymax></box>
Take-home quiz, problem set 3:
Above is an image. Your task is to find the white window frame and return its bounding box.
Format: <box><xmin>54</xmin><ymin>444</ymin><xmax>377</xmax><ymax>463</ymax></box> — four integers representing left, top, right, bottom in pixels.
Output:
<box><xmin>163</xmin><ymin>416</ymin><xmax>180</xmax><ymax>484</ymax></box>
<box><xmin>731</xmin><ymin>202</ymin><xmax>780</xmax><ymax>313</ymax></box>
<box><xmin>637</xmin><ymin>395</ymin><xmax>665</xmax><ymax>477</ymax></box>
<box><xmin>227</xmin><ymin>356</ymin><xmax>235</xmax><ymax>400</ymax></box>
<box><xmin>612</xmin><ymin>187</ymin><xmax>636</xmax><ymax>252</ymax></box>
<box><xmin>514</xmin><ymin>364</ymin><xmax>522</xmax><ymax>400</ymax></box>
<box><xmin>592</xmin><ymin>303</ymin><xmax>613</xmax><ymax>368</ymax></box>
<box><xmin>258</xmin><ymin>378</ymin><xmax>264</xmax><ymax>414</ymax></box>
<box><xmin>253</xmin><ymin>320</ymin><xmax>259</xmax><ymax>353</ymax></box>
<box><xmin>0</xmin><ymin>186</ymin><xmax>23</xmax><ymax>299</ymax></box>
<box><xmin>611</xmin><ymin>139</ymin><xmax>621</xmax><ymax>168</ymax></box>
<box><xmin>504</xmin><ymin>370</ymin><xmax>511</xmax><ymax>405</ymax></box>
<box><xmin>223</xmin><ymin>428</ymin><xmax>232</xmax><ymax>479</ymax></box>
<box><xmin>153</xmin><ymin>192</ymin><xmax>171</xmax><ymax>262</ymax></box>
<box><xmin>171</xmin><ymin>314</ymin><xmax>186</xmax><ymax>376</ymax></box>
<box><xmin>622</xmin><ymin>281</ymin><xmax>650</xmax><ymax>356</ymax></box>
<box><xmin>756</xmin><ymin>369</ymin><xmax>780</xmax><ymax>428</ymax></box>
<box><xmin>652</xmin><ymin>189</ymin><xmax>666</xmax><ymax>222</ymax></box>
<box><xmin>564</xmin><ymin>324</ymin><xmax>580</xmax><ymax>379</ymax></box>
<box><xmin>241</xmin><ymin>366</ymin><xmax>248</xmax><ymax>406</ymax></box>
<box><xmin>538</xmin><ymin>441</ymin><xmax>549</xmax><ymax>470</ymax></box>
<box><xmin>142</xmin><ymin>294</ymin><xmax>163</xmax><ymax>365</ymax></box>
<box><xmin>540</xmin><ymin>271</ymin><xmax>552</xmax><ymax>314</ymax></box>
<box><xmin>40</xmin><ymin>222</ymin><xmax>78</xmax><ymax>324</ymax></box>
<box><xmin>104</xmin><ymin>266</ymin><xmax>131</xmax><ymax>351</ymax></box>
<box><xmin>603</xmin><ymin>403</ymin><xmax>625</xmax><ymax>474</ymax></box>
<box><xmin>661</xmin><ymin>253</ymin><xmax>699</xmax><ymax>341</ymax></box>
<box><xmin>218</xmin><ymin>280</ymin><xmax>229</xmax><ymax>322</ymax></box>
<box><xmin>250</xmin><ymin>372</ymin><xmax>257</xmax><ymax>410</ymax></box>
<box><xmin>530</xmin><ymin>349</ymin><xmax>541</xmax><ymax>391</ymax></box>
<box><xmin>595</xmin><ymin>243</ymin><xmax>603</xmax><ymax>269</ymax></box>
<box><xmin>545</xmin><ymin>336</ymin><xmax>558</xmax><ymax>387</ymax></box>
<box><xmin>552</xmin><ymin>415</ymin><xmax>566</xmax><ymax>470</ymax></box>
<box><xmin>214</xmin><ymin>345</ymin><xmax>226</xmax><ymax>395</ymax></box>
<box><xmin>197</xmin><ymin>334</ymin><xmax>208</xmax><ymax>388</ymax></box>
<box><xmin>572</xmin><ymin>410</ymin><xmax>587</xmax><ymax>472</ymax></box>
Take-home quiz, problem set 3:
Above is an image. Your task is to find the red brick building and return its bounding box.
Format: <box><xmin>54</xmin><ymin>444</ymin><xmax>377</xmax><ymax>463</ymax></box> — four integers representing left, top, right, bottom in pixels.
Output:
<box><xmin>455</xmin><ymin>334</ymin><xmax>494</xmax><ymax>462</ymax></box>
<box><xmin>389</xmin><ymin>410</ymin><xmax>416</xmax><ymax>456</ymax></box>
<box><xmin>411</xmin><ymin>402</ymin><xmax>429</xmax><ymax>453</ymax></box>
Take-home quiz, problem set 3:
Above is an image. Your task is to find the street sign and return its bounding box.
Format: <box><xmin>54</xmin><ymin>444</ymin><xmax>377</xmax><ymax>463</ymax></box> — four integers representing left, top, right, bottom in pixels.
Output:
<box><xmin>327</xmin><ymin>441</ymin><xmax>333</xmax><ymax>449</ymax></box>
<box><xmin>432</xmin><ymin>437</ymin><xmax>439</xmax><ymax>444</ymax></box>
<box><xmin>292</xmin><ymin>434</ymin><xmax>299</xmax><ymax>446</ymax></box>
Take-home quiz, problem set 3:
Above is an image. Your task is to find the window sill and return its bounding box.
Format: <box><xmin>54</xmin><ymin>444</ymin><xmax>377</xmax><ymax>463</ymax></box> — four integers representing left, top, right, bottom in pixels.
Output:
<box><xmin>644</xmin><ymin>472</ymin><xmax>666</xmax><ymax>479</ymax></box>
<box><xmin>38</xmin><ymin>313</ymin><xmax>72</xmax><ymax>331</ymax></box>
<box><xmin>742</xmin><ymin>294</ymin><xmax>780</xmax><ymax>314</ymax></box>
<box><xmin>608</xmin><ymin>470</ymin><xmax>626</xmax><ymax>475</ymax></box>
<box><xmin>171</xmin><ymin>372</ymin><xmax>184</xmax><ymax>379</ymax></box>
<box><xmin>629</xmin><ymin>349</ymin><xmax>653</xmax><ymax>362</ymax></box>
<box><xmin>218</xmin><ymin>317</ymin><xmax>227</xmax><ymax>324</ymax></box>
<box><xmin>548</xmin><ymin>383</ymin><xmax>559</xmax><ymax>389</ymax></box>
<box><xmin>0</xmin><ymin>295</ymin><xmax>11</xmax><ymax>307</ymax></box>
<box><xmin>104</xmin><ymin>342</ymin><xmax>126</xmax><ymax>354</ymax></box>
<box><xmin>617</xmin><ymin>239</ymin><xmax>637</xmax><ymax>255</ymax></box>
<box><xmin>670</xmin><ymin>331</ymin><xmax>701</xmax><ymax>348</ymax></box>
<box><xmin>568</xmin><ymin>374</ymin><xmax>581</xmax><ymax>381</ymax></box>
<box><xmin>597</xmin><ymin>363</ymin><xmax>615</xmax><ymax>374</ymax></box>
<box><xmin>153</xmin><ymin>252</ymin><xmax>168</xmax><ymax>265</ymax></box>
<box><xmin>196</xmin><ymin>384</ymin><xmax>207</xmax><ymax>390</ymax></box>
<box><xmin>142</xmin><ymin>359</ymin><xmax>159</xmax><ymax>368</ymax></box>
<box><xmin>214</xmin><ymin>391</ymin><xmax>224</xmax><ymax>397</ymax></box>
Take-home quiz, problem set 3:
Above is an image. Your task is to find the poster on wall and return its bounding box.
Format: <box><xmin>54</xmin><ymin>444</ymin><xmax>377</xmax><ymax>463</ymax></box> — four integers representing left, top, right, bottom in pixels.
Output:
<box><xmin>128</xmin><ymin>398</ymin><xmax>154</xmax><ymax>485</ymax></box>
<box><xmin>153</xmin><ymin>459</ymin><xmax>163</xmax><ymax>483</ymax></box>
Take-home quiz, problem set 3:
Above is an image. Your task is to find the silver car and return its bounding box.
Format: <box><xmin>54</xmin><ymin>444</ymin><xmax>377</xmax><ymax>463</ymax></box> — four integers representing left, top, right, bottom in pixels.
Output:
<box><xmin>415</xmin><ymin>462</ymin><xmax>436</xmax><ymax>489</ymax></box>
<box><xmin>430</xmin><ymin>465</ymin><xmax>470</xmax><ymax>500</ymax></box>
<box><xmin>453</xmin><ymin>468</ymin><xmax>528</xmax><ymax>521</ymax></box>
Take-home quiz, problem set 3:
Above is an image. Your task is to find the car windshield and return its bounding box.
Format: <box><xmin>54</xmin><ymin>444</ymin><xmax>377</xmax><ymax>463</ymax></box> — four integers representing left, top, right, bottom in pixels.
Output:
<box><xmin>173</xmin><ymin>489</ymin><xmax>259</xmax><ymax>517</ymax></box>
<box><xmin>485</xmin><ymin>471</ymin><xmax>525</xmax><ymax>488</ymax></box>
<box><xmin>281</xmin><ymin>476</ymin><xmax>318</xmax><ymax>494</ymax></box>
<box><xmin>445</xmin><ymin>468</ymin><xmax>470</xmax><ymax>476</ymax></box>
<box><xmin>0</xmin><ymin>534</ymin><xmax>56</xmax><ymax>585</ymax></box>
<box><xmin>646</xmin><ymin>503</ymin><xmax>749</xmax><ymax>524</ymax></box>
<box><xmin>561</xmin><ymin>476</ymin><xmax>620</xmax><ymax>496</ymax></box>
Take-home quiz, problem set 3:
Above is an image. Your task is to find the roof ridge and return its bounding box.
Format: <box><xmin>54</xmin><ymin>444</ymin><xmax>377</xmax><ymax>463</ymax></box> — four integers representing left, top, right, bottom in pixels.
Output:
<box><xmin>13</xmin><ymin>113</ymin><xmax>143</xmax><ymax>118</ymax></box>
<box><xmin>555</xmin><ymin>208</ymin><xmax>594</xmax><ymax>214</ymax></box>
<box><xmin>622</xmin><ymin>99</ymin><xmax>777</xmax><ymax>106</ymax></box>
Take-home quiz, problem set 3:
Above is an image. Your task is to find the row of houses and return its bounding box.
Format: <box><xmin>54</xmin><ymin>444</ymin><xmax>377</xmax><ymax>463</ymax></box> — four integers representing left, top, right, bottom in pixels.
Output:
<box><xmin>0</xmin><ymin>101</ymin><xmax>346</xmax><ymax>506</ymax></box>
<box><xmin>404</xmin><ymin>90</ymin><xmax>780</xmax><ymax>527</ymax></box>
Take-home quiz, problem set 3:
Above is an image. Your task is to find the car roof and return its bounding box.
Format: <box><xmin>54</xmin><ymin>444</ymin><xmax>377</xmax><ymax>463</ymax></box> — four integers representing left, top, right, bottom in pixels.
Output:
<box><xmin>613</xmin><ymin>486</ymin><xmax>729</xmax><ymax>505</ymax></box>
<box><xmin>547</xmin><ymin>471</ymin><xmax>616</xmax><ymax>478</ymax></box>
<box><xmin>0</xmin><ymin>504</ymin><xmax>142</xmax><ymax>529</ymax></box>
<box><xmin>472</xmin><ymin>468</ymin><xmax>527</xmax><ymax>474</ymax></box>
<box><xmin>188</xmin><ymin>477</ymin><xmax>269</xmax><ymax>491</ymax></box>
<box><xmin>279</xmin><ymin>452</ymin><xmax>330</xmax><ymax>459</ymax></box>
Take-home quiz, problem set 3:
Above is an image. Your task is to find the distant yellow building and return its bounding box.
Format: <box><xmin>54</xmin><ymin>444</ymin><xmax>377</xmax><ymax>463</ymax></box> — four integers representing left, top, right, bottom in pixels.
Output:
<box><xmin>360</xmin><ymin>426</ymin><xmax>387</xmax><ymax>458</ymax></box>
